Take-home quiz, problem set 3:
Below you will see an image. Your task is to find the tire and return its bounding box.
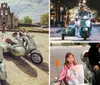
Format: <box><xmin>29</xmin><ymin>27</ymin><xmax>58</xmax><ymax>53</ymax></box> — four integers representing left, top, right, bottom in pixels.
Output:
<box><xmin>83</xmin><ymin>31</ymin><xmax>87</xmax><ymax>40</ymax></box>
<box><xmin>3</xmin><ymin>52</ymin><xmax>12</xmax><ymax>57</ymax></box>
<box><xmin>30</xmin><ymin>53</ymin><xmax>43</xmax><ymax>64</ymax></box>
<box><xmin>0</xmin><ymin>80</ymin><xmax>6</xmax><ymax>85</ymax></box>
<box><xmin>62</xmin><ymin>34</ymin><xmax>65</xmax><ymax>40</ymax></box>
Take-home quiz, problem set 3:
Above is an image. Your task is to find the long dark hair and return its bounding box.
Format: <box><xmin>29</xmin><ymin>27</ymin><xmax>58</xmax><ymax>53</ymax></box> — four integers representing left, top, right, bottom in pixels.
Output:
<box><xmin>64</xmin><ymin>52</ymin><xmax>77</xmax><ymax>68</ymax></box>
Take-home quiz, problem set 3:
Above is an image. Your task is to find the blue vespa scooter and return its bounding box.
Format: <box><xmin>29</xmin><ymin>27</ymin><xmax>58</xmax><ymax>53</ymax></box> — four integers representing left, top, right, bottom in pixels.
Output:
<box><xmin>79</xmin><ymin>16</ymin><xmax>91</xmax><ymax>40</ymax></box>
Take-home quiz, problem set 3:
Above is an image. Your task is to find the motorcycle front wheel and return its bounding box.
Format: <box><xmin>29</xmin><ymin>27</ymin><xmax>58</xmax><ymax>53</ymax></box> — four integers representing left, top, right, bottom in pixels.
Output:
<box><xmin>0</xmin><ymin>80</ymin><xmax>6</xmax><ymax>85</ymax></box>
<box><xmin>30</xmin><ymin>53</ymin><xmax>43</xmax><ymax>64</ymax></box>
<box><xmin>83</xmin><ymin>31</ymin><xmax>87</xmax><ymax>40</ymax></box>
<box><xmin>62</xmin><ymin>34</ymin><xmax>65</xmax><ymax>40</ymax></box>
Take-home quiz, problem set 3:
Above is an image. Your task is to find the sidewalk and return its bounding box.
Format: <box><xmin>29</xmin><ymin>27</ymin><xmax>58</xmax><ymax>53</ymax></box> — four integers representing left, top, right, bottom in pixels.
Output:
<box><xmin>92</xmin><ymin>22</ymin><xmax>100</xmax><ymax>26</ymax></box>
<box><xmin>50</xmin><ymin>27</ymin><xmax>63</xmax><ymax>33</ymax></box>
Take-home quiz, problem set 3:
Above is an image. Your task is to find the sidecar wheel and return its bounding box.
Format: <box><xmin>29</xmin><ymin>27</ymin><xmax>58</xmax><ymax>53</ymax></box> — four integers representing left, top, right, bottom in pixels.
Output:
<box><xmin>30</xmin><ymin>53</ymin><xmax>43</xmax><ymax>64</ymax></box>
<box><xmin>62</xmin><ymin>34</ymin><xmax>65</xmax><ymax>40</ymax></box>
<box><xmin>0</xmin><ymin>80</ymin><xmax>6</xmax><ymax>85</ymax></box>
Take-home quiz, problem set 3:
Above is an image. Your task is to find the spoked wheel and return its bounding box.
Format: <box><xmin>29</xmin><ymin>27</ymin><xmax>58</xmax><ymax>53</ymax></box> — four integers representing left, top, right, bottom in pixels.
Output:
<box><xmin>30</xmin><ymin>53</ymin><xmax>43</xmax><ymax>64</ymax></box>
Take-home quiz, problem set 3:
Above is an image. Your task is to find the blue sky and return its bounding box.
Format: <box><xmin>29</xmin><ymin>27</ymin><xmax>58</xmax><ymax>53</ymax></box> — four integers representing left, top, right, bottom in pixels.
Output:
<box><xmin>0</xmin><ymin>0</ymin><xmax>49</xmax><ymax>22</ymax></box>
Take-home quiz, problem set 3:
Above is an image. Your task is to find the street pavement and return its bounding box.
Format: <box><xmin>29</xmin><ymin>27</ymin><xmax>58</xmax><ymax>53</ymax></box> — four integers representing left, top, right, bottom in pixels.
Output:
<box><xmin>0</xmin><ymin>32</ymin><xmax>49</xmax><ymax>85</ymax></box>
<box><xmin>50</xmin><ymin>24</ymin><xmax>100</xmax><ymax>41</ymax></box>
<box><xmin>50</xmin><ymin>45</ymin><xmax>90</xmax><ymax>82</ymax></box>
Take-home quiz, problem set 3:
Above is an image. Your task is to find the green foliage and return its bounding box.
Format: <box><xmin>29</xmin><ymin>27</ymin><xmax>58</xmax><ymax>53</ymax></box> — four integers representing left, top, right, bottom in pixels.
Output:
<box><xmin>40</xmin><ymin>13</ymin><xmax>49</xmax><ymax>25</ymax></box>
<box><xmin>61</xmin><ymin>43</ymin><xmax>88</xmax><ymax>46</ymax></box>
<box><xmin>86</xmin><ymin>0</ymin><xmax>100</xmax><ymax>15</ymax></box>
<box><xmin>24</xmin><ymin>16</ymin><xmax>32</xmax><ymax>24</ymax></box>
<box><xmin>51</xmin><ymin>0</ymin><xmax>79</xmax><ymax>9</ymax></box>
<box><xmin>19</xmin><ymin>20</ymin><xmax>24</xmax><ymax>24</ymax></box>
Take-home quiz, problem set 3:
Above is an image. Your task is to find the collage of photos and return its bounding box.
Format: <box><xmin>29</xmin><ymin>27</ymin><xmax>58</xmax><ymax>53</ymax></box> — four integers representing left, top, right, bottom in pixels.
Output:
<box><xmin>0</xmin><ymin>0</ymin><xmax>100</xmax><ymax>85</ymax></box>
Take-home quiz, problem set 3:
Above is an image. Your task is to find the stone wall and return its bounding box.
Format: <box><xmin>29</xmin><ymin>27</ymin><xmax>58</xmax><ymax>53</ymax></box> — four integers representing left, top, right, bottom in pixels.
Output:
<box><xmin>0</xmin><ymin>3</ymin><xmax>18</xmax><ymax>29</ymax></box>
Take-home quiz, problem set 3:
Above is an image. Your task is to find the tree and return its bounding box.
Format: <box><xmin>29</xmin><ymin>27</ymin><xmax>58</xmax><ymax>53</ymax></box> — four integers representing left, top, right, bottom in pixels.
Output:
<box><xmin>51</xmin><ymin>0</ymin><xmax>79</xmax><ymax>9</ymax></box>
<box><xmin>19</xmin><ymin>20</ymin><xmax>24</xmax><ymax>24</ymax></box>
<box><xmin>40</xmin><ymin>13</ymin><xmax>49</xmax><ymax>25</ymax></box>
<box><xmin>24</xmin><ymin>16</ymin><xmax>32</xmax><ymax>24</ymax></box>
<box><xmin>86</xmin><ymin>0</ymin><xmax>100</xmax><ymax>15</ymax></box>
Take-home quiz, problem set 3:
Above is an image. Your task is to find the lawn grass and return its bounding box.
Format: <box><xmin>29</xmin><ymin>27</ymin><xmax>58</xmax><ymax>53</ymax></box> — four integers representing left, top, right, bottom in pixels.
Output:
<box><xmin>16</xmin><ymin>27</ymin><xmax>48</xmax><ymax>31</ymax></box>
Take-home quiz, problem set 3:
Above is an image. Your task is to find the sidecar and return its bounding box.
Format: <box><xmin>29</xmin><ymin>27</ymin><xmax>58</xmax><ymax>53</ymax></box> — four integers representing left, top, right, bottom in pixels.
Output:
<box><xmin>61</xmin><ymin>23</ymin><xmax>76</xmax><ymax>40</ymax></box>
<box><xmin>0</xmin><ymin>51</ymin><xmax>7</xmax><ymax>85</ymax></box>
<box><xmin>51</xmin><ymin>76</ymin><xmax>91</xmax><ymax>85</ymax></box>
<box><xmin>1</xmin><ymin>34</ymin><xmax>43</xmax><ymax>64</ymax></box>
<box><xmin>80</xmin><ymin>50</ymin><xmax>95</xmax><ymax>85</ymax></box>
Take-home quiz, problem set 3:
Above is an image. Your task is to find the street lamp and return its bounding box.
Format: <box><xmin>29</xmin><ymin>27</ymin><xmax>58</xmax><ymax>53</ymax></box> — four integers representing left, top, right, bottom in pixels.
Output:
<box><xmin>83</xmin><ymin>0</ymin><xmax>86</xmax><ymax>4</ymax></box>
<box><xmin>60</xmin><ymin>6</ymin><xmax>64</xmax><ymax>26</ymax></box>
<box><xmin>60</xmin><ymin>7</ymin><xmax>63</xmax><ymax>12</ymax></box>
<box><xmin>50</xmin><ymin>4</ymin><xmax>53</xmax><ymax>9</ymax></box>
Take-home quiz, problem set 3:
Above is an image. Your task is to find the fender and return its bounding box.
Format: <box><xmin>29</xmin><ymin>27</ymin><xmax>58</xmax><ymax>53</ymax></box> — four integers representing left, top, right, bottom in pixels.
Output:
<box><xmin>30</xmin><ymin>49</ymin><xmax>42</xmax><ymax>55</ymax></box>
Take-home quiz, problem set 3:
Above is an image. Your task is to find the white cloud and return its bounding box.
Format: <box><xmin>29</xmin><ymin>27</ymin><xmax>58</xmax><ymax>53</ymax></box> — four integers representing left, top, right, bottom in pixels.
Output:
<box><xmin>0</xmin><ymin>0</ymin><xmax>49</xmax><ymax>22</ymax></box>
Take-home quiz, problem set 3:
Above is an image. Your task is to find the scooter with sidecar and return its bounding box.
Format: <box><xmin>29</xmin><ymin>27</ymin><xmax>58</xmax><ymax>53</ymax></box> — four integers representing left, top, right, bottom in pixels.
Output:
<box><xmin>61</xmin><ymin>21</ymin><xmax>76</xmax><ymax>40</ymax></box>
<box><xmin>0</xmin><ymin>33</ymin><xmax>43</xmax><ymax>64</ymax></box>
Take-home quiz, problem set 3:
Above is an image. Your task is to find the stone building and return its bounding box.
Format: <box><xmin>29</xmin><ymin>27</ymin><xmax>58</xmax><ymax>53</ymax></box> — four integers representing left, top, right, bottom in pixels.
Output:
<box><xmin>0</xmin><ymin>3</ymin><xmax>18</xmax><ymax>29</ymax></box>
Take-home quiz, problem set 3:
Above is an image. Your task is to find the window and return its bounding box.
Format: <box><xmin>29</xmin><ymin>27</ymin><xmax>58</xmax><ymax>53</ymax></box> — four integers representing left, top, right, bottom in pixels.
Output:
<box><xmin>1</xmin><ymin>10</ymin><xmax>3</xmax><ymax>15</ymax></box>
<box><xmin>5</xmin><ymin>10</ymin><xmax>8</xmax><ymax>15</ymax></box>
<box><xmin>3</xmin><ymin>4</ymin><xmax>5</xmax><ymax>8</ymax></box>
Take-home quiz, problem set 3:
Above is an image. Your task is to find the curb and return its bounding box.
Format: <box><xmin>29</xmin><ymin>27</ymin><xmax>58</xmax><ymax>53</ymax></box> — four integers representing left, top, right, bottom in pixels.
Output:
<box><xmin>0</xmin><ymin>30</ymin><xmax>49</xmax><ymax>34</ymax></box>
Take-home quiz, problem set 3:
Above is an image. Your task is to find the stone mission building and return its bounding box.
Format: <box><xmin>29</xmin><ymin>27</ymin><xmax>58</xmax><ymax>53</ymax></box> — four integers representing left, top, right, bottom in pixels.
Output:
<box><xmin>0</xmin><ymin>3</ymin><xmax>18</xmax><ymax>29</ymax></box>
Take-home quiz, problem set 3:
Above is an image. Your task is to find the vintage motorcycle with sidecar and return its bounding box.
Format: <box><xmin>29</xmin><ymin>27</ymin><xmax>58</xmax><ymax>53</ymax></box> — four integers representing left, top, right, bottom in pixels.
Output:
<box><xmin>0</xmin><ymin>33</ymin><xmax>43</xmax><ymax>64</ymax></box>
<box><xmin>0</xmin><ymin>51</ymin><xmax>7</xmax><ymax>85</ymax></box>
<box><xmin>61</xmin><ymin>21</ymin><xmax>76</xmax><ymax>40</ymax></box>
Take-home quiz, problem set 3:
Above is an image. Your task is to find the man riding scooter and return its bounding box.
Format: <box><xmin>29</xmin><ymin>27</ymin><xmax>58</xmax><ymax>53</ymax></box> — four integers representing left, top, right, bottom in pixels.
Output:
<box><xmin>76</xmin><ymin>6</ymin><xmax>92</xmax><ymax>40</ymax></box>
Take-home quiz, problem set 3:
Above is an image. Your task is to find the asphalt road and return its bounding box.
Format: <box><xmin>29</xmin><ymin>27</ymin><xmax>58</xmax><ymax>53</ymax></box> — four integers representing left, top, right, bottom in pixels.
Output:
<box><xmin>50</xmin><ymin>45</ymin><xmax>90</xmax><ymax>82</ymax></box>
<box><xmin>0</xmin><ymin>32</ymin><xmax>49</xmax><ymax>85</ymax></box>
<box><xmin>50</xmin><ymin>24</ymin><xmax>100</xmax><ymax>41</ymax></box>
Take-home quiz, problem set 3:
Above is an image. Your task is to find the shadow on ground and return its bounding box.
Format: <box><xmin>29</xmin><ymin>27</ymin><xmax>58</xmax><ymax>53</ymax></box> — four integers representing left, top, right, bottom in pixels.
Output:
<box><xmin>24</xmin><ymin>56</ymin><xmax>49</xmax><ymax>74</ymax></box>
<box><xmin>4</xmin><ymin>55</ymin><xmax>38</xmax><ymax>77</ymax></box>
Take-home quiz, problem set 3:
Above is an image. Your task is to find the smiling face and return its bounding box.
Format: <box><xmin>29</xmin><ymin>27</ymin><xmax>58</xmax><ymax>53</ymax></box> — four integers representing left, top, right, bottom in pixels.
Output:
<box><xmin>66</xmin><ymin>54</ymin><xmax>74</xmax><ymax>64</ymax></box>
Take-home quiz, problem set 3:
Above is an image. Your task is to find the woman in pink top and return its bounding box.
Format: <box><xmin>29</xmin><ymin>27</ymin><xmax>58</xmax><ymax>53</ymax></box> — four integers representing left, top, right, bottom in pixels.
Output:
<box><xmin>57</xmin><ymin>52</ymin><xmax>79</xmax><ymax>85</ymax></box>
